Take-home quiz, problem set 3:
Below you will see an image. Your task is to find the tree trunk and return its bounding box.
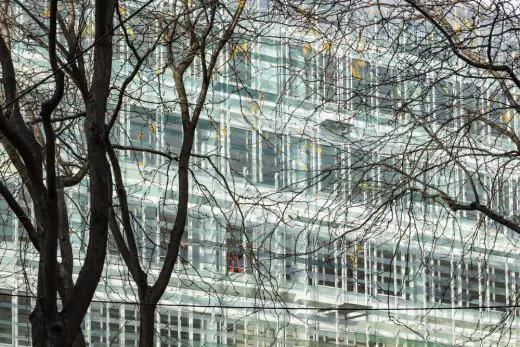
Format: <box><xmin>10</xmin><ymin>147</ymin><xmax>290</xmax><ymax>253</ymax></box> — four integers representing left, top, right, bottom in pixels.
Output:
<box><xmin>30</xmin><ymin>304</ymin><xmax>66</xmax><ymax>347</ymax></box>
<box><xmin>71</xmin><ymin>331</ymin><xmax>87</xmax><ymax>347</ymax></box>
<box><xmin>30</xmin><ymin>306</ymin><xmax>86</xmax><ymax>347</ymax></box>
<box><xmin>139</xmin><ymin>300</ymin><xmax>156</xmax><ymax>347</ymax></box>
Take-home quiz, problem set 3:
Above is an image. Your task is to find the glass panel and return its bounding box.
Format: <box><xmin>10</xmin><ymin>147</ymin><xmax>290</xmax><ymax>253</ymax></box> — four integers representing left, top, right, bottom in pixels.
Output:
<box><xmin>230</xmin><ymin>127</ymin><xmax>253</xmax><ymax>179</ymax></box>
<box><xmin>377</xmin><ymin>67</ymin><xmax>397</xmax><ymax>113</ymax></box>
<box><xmin>320</xmin><ymin>145</ymin><xmax>337</xmax><ymax>193</ymax></box>
<box><xmin>290</xmin><ymin>137</ymin><xmax>311</xmax><ymax>186</ymax></box>
<box><xmin>321</xmin><ymin>52</ymin><xmax>337</xmax><ymax>101</ymax></box>
<box><xmin>163</xmin><ymin>113</ymin><xmax>183</xmax><ymax>156</ymax></box>
<box><xmin>229</xmin><ymin>40</ymin><xmax>251</xmax><ymax>86</ymax></box>
<box><xmin>17</xmin><ymin>293</ymin><xmax>32</xmax><ymax>346</ymax></box>
<box><xmin>435</xmin><ymin>80</ymin><xmax>454</xmax><ymax>125</ymax></box>
<box><xmin>0</xmin><ymin>291</ymin><xmax>12</xmax><ymax>344</ymax></box>
<box><xmin>351</xmin><ymin>59</ymin><xmax>371</xmax><ymax>112</ymax></box>
<box><xmin>287</xmin><ymin>46</ymin><xmax>306</xmax><ymax>97</ymax></box>
<box><xmin>261</xmin><ymin>132</ymin><xmax>283</xmax><ymax>186</ymax></box>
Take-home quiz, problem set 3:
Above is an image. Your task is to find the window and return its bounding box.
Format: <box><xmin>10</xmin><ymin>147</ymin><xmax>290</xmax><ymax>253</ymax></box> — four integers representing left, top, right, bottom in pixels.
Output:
<box><xmin>227</xmin><ymin>225</ymin><xmax>244</xmax><ymax>273</ymax></box>
<box><xmin>261</xmin><ymin>132</ymin><xmax>283</xmax><ymax>186</ymax></box>
<box><xmin>462</xmin><ymin>82</ymin><xmax>482</xmax><ymax>113</ymax></box>
<box><xmin>351</xmin><ymin>59</ymin><xmax>371</xmax><ymax>112</ymax></box>
<box><xmin>303</xmin><ymin>50</ymin><xmax>317</xmax><ymax>98</ymax></box>
<box><xmin>460</xmin><ymin>262</ymin><xmax>480</xmax><ymax>308</ymax></box>
<box><xmin>124</xmin><ymin>308</ymin><xmax>137</xmax><ymax>345</ymax></box>
<box><xmin>195</xmin><ymin>118</ymin><xmax>220</xmax><ymax>163</ymax></box>
<box><xmin>190</xmin><ymin>217</ymin><xmax>203</xmax><ymax>270</ymax></box>
<box><xmin>489</xmin><ymin>90</ymin><xmax>507</xmax><ymax>125</ymax></box>
<box><xmin>180</xmin><ymin>315</ymin><xmax>189</xmax><ymax>342</ymax></box>
<box><xmin>376</xmin><ymin>250</ymin><xmax>395</xmax><ymax>296</ymax></box>
<box><xmin>159</xmin><ymin>225</ymin><xmax>170</xmax><ymax>263</ymax></box>
<box><xmin>290</xmin><ymin>136</ymin><xmax>311</xmax><ymax>187</ymax></box>
<box><xmin>229</xmin><ymin>40</ymin><xmax>251</xmax><ymax>86</ymax></box>
<box><xmin>432</xmin><ymin>258</ymin><xmax>453</xmax><ymax>304</ymax></box>
<box><xmin>405</xmin><ymin>23</ymin><xmax>419</xmax><ymax>48</ymax></box>
<box><xmin>287</xmin><ymin>46</ymin><xmax>305</xmax><ymax>97</ymax></box>
<box><xmin>492</xmin><ymin>268</ymin><xmax>507</xmax><ymax>311</ymax></box>
<box><xmin>113</xmin><ymin>34</ymin><xmax>128</xmax><ymax>61</ymax></box>
<box><xmin>463</xmin><ymin>177</ymin><xmax>478</xmax><ymax>219</ymax></box>
<box><xmin>320</xmin><ymin>51</ymin><xmax>337</xmax><ymax>102</ymax></box>
<box><xmin>126</xmin><ymin>13</ymin><xmax>154</xmax><ymax>61</ymax></box>
<box><xmin>193</xmin><ymin>317</ymin><xmax>202</xmax><ymax>341</ymax></box>
<box><xmin>170</xmin><ymin>314</ymin><xmax>179</xmax><ymax>341</ymax></box>
<box><xmin>355</xmin><ymin>244</ymin><xmax>366</xmax><ymax>294</ymax></box>
<box><xmin>380</xmin><ymin>157</ymin><xmax>399</xmax><ymax>202</ymax></box>
<box><xmin>0</xmin><ymin>197</ymin><xmax>15</xmax><ymax>242</ymax></box>
<box><xmin>0</xmin><ymin>291</ymin><xmax>12</xmax><ymax>344</ymax></box>
<box><xmin>408</xmin><ymin>76</ymin><xmax>431</xmax><ymax>115</ymax></box>
<box><xmin>90</xmin><ymin>303</ymin><xmax>107</xmax><ymax>344</ymax></box>
<box><xmin>513</xmin><ymin>179</ymin><xmax>520</xmax><ymax>217</ymax></box>
<box><xmin>320</xmin><ymin>145</ymin><xmax>338</xmax><ymax>193</ymax></box>
<box><xmin>510</xmin><ymin>271</ymin><xmax>520</xmax><ymax>316</ymax></box>
<box><xmin>229</xmin><ymin>127</ymin><xmax>253</xmax><ymax>179</ymax></box>
<box><xmin>129</xmin><ymin>105</ymin><xmax>158</xmax><ymax>166</ymax></box>
<box><xmin>377</xmin><ymin>67</ymin><xmax>399</xmax><ymax>113</ymax></box>
<box><xmin>109</xmin><ymin>306</ymin><xmax>121</xmax><ymax>343</ymax></box>
<box><xmin>498</xmin><ymin>179</ymin><xmax>512</xmax><ymax>216</ymax></box>
<box><xmin>179</xmin><ymin>231</ymin><xmax>189</xmax><ymax>265</ymax></box>
<box><xmin>341</xmin><ymin>243</ymin><xmax>358</xmax><ymax>292</ymax></box>
<box><xmin>395</xmin><ymin>253</ymin><xmax>412</xmax><ymax>300</ymax></box>
<box><xmin>307</xmin><ymin>253</ymin><xmax>339</xmax><ymax>287</ymax></box>
<box><xmin>159</xmin><ymin>313</ymin><xmax>170</xmax><ymax>346</ymax></box>
<box><xmin>434</xmin><ymin>80</ymin><xmax>455</xmax><ymax>126</ymax></box>
<box><xmin>350</xmin><ymin>149</ymin><xmax>373</xmax><ymax>203</ymax></box>
<box><xmin>307</xmin><ymin>240</ymin><xmax>341</xmax><ymax>288</ymax></box>
<box><xmin>163</xmin><ymin>113</ymin><xmax>183</xmax><ymax>156</ymax></box>
<box><xmin>17</xmin><ymin>293</ymin><xmax>32</xmax><ymax>346</ymax></box>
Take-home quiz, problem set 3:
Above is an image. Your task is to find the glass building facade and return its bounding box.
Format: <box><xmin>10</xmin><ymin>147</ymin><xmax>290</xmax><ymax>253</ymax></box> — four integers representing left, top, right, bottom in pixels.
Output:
<box><xmin>1</xmin><ymin>1</ymin><xmax>520</xmax><ymax>346</ymax></box>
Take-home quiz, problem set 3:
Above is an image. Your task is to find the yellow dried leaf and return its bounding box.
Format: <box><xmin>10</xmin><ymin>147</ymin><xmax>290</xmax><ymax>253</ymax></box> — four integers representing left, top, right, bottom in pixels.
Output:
<box><xmin>302</xmin><ymin>43</ymin><xmax>312</xmax><ymax>55</ymax></box>
<box><xmin>323</xmin><ymin>42</ymin><xmax>332</xmax><ymax>52</ymax></box>
<box><xmin>351</xmin><ymin>59</ymin><xmax>365</xmax><ymax>80</ymax></box>
<box><xmin>251</xmin><ymin>101</ymin><xmax>260</xmax><ymax>114</ymax></box>
<box><xmin>232</xmin><ymin>42</ymin><xmax>248</xmax><ymax>59</ymax></box>
<box><xmin>85</xmin><ymin>24</ymin><xmax>95</xmax><ymax>36</ymax></box>
<box><xmin>150</xmin><ymin>122</ymin><xmax>157</xmax><ymax>134</ymax></box>
<box><xmin>502</xmin><ymin>111</ymin><xmax>512</xmax><ymax>124</ymax></box>
<box><xmin>462</xmin><ymin>17</ymin><xmax>474</xmax><ymax>29</ymax></box>
<box><xmin>453</xmin><ymin>22</ymin><xmax>461</xmax><ymax>33</ymax></box>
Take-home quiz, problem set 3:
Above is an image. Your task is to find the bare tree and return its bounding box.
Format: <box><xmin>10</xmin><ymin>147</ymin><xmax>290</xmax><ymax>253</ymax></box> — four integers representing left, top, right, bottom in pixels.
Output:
<box><xmin>0</xmin><ymin>0</ymin><xmax>115</xmax><ymax>345</ymax></box>
<box><xmin>259</xmin><ymin>0</ymin><xmax>520</xmax><ymax>344</ymax></box>
<box><xmin>2</xmin><ymin>0</ymin><xmax>520</xmax><ymax>345</ymax></box>
<box><xmin>105</xmin><ymin>1</ymin><xmax>253</xmax><ymax>345</ymax></box>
